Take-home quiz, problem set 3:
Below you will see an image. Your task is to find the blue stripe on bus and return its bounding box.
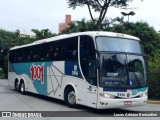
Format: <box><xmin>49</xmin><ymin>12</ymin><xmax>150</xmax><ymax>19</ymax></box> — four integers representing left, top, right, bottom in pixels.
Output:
<box><xmin>12</xmin><ymin>61</ymin><xmax>82</xmax><ymax>96</ymax></box>
<box><xmin>13</xmin><ymin>62</ymin><xmax>52</xmax><ymax>96</ymax></box>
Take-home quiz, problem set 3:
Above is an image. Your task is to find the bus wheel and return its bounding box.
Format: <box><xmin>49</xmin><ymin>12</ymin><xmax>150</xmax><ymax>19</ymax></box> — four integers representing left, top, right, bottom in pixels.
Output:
<box><xmin>19</xmin><ymin>81</ymin><xmax>26</xmax><ymax>95</ymax></box>
<box><xmin>15</xmin><ymin>80</ymin><xmax>19</xmax><ymax>91</ymax></box>
<box><xmin>65</xmin><ymin>87</ymin><xmax>76</xmax><ymax>108</ymax></box>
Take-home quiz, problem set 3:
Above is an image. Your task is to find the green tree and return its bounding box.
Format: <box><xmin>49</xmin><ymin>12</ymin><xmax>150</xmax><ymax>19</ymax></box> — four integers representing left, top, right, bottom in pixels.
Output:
<box><xmin>32</xmin><ymin>29</ymin><xmax>57</xmax><ymax>40</ymax></box>
<box><xmin>61</xmin><ymin>18</ymin><xmax>105</xmax><ymax>34</ymax></box>
<box><xmin>0</xmin><ymin>29</ymin><xmax>18</xmax><ymax>78</ymax></box>
<box><xmin>0</xmin><ymin>29</ymin><xmax>36</xmax><ymax>78</ymax></box>
<box><xmin>67</xmin><ymin>0</ymin><xmax>142</xmax><ymax>25</ymax></box>
<box><xmin>62</xmin><ymin>16</ymin><xmax>125</xmax><ymax>33</ymax></box>
<box><xmin>148</xmin><ymin>52</ymin><xmax>160</xmax><ymax>99</ymax></box>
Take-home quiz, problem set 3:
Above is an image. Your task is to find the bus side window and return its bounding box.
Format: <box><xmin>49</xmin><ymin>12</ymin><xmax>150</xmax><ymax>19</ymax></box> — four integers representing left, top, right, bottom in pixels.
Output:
<box><xmin>46</xmin><ymin>46</ymin><xmax>52</xmax><ymax>60</ymax></box>
<box><xmin>17</xmin><ymin>50</ymin><xmax>22</xmax><ymax>62</ymax></box>
<box><xmin>43</xmin><ymin>43</ymin><xmax>51</xmax><ymax>61</ymax></box>
<box><xmin>54</xmin><ymin>42</ymin><xmax>59</xmax><ymax>60</ymax></box>
<box><xmin>61</xmin><ymin>37</ymin><xmax>78</xmax><ymax>61</ymax></box>
<box><xmin>80</xmin><ymin>35</ymin><xmax>97</xmax><ymax>86</ymax></box>
<box><xmin>30</xmin><ymin>45</ymin><xmax>41</xmax><ymax>61</ymax></box>
<box><xmin>28</xmin><ymin>48</ymin><xmax>33</xmax><ymax>61</ymax></box>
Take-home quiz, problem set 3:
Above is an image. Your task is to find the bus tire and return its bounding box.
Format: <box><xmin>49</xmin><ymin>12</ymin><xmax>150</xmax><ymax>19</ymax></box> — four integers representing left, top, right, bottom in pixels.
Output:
<box><xmin>65</xmin><ymin>87</ymin><xmax>76</xmax><ymax>108</ymax></box>
<box><xmin>19</xmin><ymin>81</ymin><xmax>26</xmax><ymax>95</ymax></box>
<box><xmin>15</xmin><ymin>80</ymin><xmax>19</xmax><ymax>91</ymax></box>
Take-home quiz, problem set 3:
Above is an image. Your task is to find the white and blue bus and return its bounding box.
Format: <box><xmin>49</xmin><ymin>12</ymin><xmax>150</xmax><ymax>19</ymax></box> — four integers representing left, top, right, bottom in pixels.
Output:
<box><xmin>8</xmin><ymin>31</ymin><xmax>148</xmax><ymax>109</ymax></box>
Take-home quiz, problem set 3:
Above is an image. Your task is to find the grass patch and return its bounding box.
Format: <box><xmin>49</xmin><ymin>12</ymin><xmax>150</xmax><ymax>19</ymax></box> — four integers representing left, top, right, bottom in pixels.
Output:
<box><xmin>0</xmin><ymin>72</ymin><xmax>5</xmax><ymax>79</ymax></box>
<box><xmin>147</xmin><ymin>100</ymin><xmax>160</xmax><ymax>104</ymax></box>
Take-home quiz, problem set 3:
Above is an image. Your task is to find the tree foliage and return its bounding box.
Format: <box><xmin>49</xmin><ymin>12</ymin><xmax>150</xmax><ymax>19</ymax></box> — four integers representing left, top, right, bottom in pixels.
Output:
<box><xmin>0</xmin><ymin>29</ymin><xmax>36</xmax><ymax>78</ymax></box>
<box><xmin>67</xmin><ymin>0</ymin><xmax>142</xmax><ymax>24</ymax></box>
<box><xmin>61</xmin><ymin>19</ymin><xmax>103</xmax><ymax>34</ymax></box>
<box><xmin>32</xmin><ymin>29</ymin><xmax>57</xmax><ymax>40</ymax></box>
<box><xmin>148</xmin><ymin>52</ymin><xmax>160</xmax><ymax>99</ymax></box>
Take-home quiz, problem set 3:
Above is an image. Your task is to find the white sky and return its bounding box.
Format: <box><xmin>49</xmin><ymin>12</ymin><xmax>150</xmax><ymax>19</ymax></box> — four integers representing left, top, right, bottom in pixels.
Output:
<box><xmin>0</xmin><ymin>0</ymin><xmax>160</xmax><ymax>34</ymax></box>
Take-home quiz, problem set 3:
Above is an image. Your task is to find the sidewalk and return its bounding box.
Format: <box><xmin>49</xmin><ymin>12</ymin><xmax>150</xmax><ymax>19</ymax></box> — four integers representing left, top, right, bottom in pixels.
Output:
<box><xmin>147</xmin><ymin>100</ymin><xmax>160</xmax><ymax>104</ymax></box>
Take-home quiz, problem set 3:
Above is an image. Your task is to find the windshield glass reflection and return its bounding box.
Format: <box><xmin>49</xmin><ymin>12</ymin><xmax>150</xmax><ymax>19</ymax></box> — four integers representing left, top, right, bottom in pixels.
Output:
<box><xmin>99</xmin><ymin>54</ymin><xmax>147</xmax><ymax>88</ymax></box>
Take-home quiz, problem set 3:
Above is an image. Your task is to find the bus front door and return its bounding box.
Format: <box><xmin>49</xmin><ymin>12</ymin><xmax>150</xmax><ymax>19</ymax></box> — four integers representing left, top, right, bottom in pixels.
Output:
<box><xmin>86</xmin><ymin>60</ymin><xmax>98</xmax><ymax>108</ymax></box>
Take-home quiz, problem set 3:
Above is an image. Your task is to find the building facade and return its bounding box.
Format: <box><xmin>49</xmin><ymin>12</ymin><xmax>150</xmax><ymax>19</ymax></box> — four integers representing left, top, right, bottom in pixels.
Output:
<box><xmin>59</xmin><ymin>15</ymin><xmax>72</xmax><ymax>33</ymax></box>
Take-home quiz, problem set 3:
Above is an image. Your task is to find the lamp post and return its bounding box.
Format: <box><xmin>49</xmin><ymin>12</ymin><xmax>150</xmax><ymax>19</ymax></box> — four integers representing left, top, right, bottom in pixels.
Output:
<box><xmin>121</xmin><ymin>11</ymin><xmax>136</xmax><ymax>22</ymax></box>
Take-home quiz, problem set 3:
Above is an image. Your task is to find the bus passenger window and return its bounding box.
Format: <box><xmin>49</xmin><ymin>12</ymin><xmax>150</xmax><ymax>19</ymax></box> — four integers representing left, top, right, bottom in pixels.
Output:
<box><xmin>65</xmin><ymin>37</ymin><xmax>78</xmax><ymax>60</ymax></box>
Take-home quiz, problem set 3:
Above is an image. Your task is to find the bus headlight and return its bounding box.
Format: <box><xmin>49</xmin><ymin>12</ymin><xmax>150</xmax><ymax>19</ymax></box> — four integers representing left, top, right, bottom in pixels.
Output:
<box><xmin>99</xmin><ymin>93</ymin><xmax>115</xmax><ymax>99</ymax></box>
<box><xmin>140</xmin><ymin>92</ymin><xmax>148</xmax><ymax>97</ymax></box>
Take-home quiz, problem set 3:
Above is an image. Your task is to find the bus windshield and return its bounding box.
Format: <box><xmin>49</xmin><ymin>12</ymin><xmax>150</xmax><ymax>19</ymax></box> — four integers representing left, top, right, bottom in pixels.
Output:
<box><xmin>96</xmin><ymin>37</ymin><xmax>142</xmax><ymax>53</ymax></box>
<box><xmin>96</xmin><ymin>37</ymin><xmax>147</xmax><ymax>88</ymax></box>
<box><xmin>99</xmin><ymin>54</ymin><xmax>147</xmax><ymax>88</ymax></box>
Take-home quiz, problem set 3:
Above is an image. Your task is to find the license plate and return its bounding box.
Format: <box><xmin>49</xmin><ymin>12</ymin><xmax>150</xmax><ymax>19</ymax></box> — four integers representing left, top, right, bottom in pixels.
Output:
<box><xmin>124</xmin><ymin>101</ymin><xmax>132</xmax><ymax>105</ymax></box>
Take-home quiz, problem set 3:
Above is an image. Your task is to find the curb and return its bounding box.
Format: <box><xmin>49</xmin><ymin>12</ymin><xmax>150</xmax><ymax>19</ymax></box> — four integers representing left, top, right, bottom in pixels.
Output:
<box><xmin>147</xmin><ymin>100</ymin><xmax>160</xmax><ymax>104</ymax></box>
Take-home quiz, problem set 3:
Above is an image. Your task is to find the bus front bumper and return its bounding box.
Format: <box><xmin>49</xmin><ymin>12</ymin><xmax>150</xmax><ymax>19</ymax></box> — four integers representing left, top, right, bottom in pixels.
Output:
<box><xmin>96</xmin><ymin>97</ymin><xmax>147</xmax><ymax>109</ymax></box>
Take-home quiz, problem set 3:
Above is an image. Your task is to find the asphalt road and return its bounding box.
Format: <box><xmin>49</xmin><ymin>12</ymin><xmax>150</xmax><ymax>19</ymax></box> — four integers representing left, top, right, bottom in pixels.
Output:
<box><xmin>0</xmin><ymin>79</ymin><xmax>159</xmax><ymax>120</ymax></box>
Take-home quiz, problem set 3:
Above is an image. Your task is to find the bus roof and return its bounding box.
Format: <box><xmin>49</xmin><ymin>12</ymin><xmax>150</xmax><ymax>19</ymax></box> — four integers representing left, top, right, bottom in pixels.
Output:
<box><xmin>10</xmin><ymin>31</ymin><xmax>140</xmax><ymax>50</ymax></box>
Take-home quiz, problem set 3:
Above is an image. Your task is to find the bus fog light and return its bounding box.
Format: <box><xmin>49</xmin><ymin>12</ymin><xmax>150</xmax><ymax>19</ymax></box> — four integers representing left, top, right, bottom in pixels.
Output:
<box><xmin>99</xmin><ymin>93</ymin><xmax>115</xmax><ymax>99</ymax></box>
